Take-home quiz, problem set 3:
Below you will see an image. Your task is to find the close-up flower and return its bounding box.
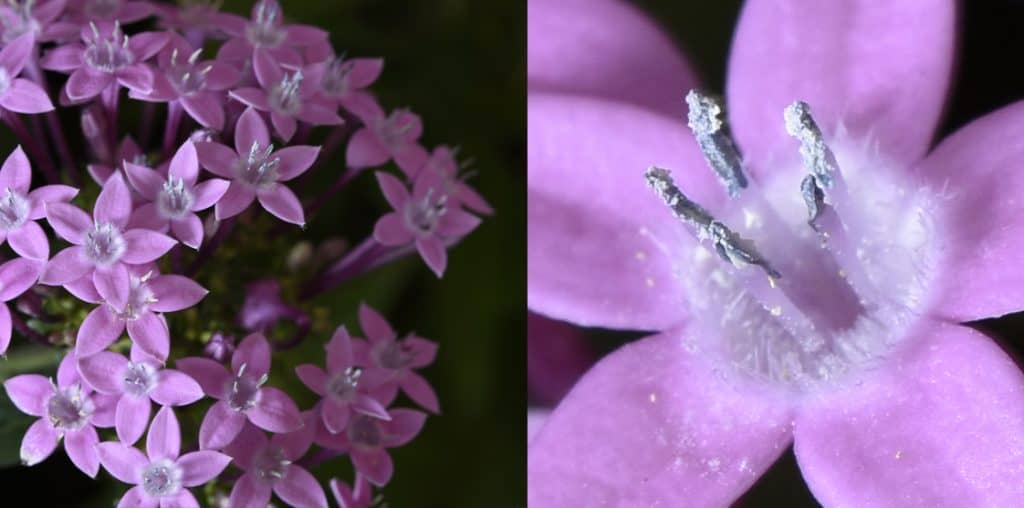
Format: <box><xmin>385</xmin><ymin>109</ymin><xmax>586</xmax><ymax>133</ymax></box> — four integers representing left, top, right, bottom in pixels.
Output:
<box><xmin>529</xmin><ymin>0</ymin><xmax>1024</xmax><ymax>506</ymax></box>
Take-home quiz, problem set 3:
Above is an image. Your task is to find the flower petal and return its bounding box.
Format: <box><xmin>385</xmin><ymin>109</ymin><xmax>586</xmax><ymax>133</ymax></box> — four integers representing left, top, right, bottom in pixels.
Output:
<box><xmin>358</xmin><ymin>304</ymin><xmax>394</xmax><ymax>344</ymax></box>
<box><xmin>527</xmin><ymin>0</ymin><xmax>698</xmax><ymax>116</ymax></box>
<box><xmin>78</xmin><ymin>351</ymin><xmax>129</xmax><ymax>395</ymax></box>
<box><xmin>0</xmin><ymin>145</ymin><xmax>30</xmax><ymax>193</ymax></box>
<box><xmin>214</xmin><ymin>182</ymin><xmax>256</xmax><ymax>220</ymax></box>
<box><xmin>125</xmin><ymin>162</ymin><xmax>163</xmax><ymax>201</ymax></box>
<box><xmin>295</xmin><ymin>364</ymin><xmax>326</xmax><ymax>396</ymax></box>
<box><xmin>20</xmin><ymin>418</ymin><xmax>59</xmax><ymax>466</ymax></box>
<box><xmin>151</xmin><ymin>369</ymin><xmax>205</xmax><ymax>406</ymax></box>
<box><xmin>198</xmin><ymin>400</ymin><xmax>246</xmax><ymax>449</ymax></box>
<box><xmin>148</xmin><ymin>275</ymin><xmax>207</xmax><ymax>313</ymax></box>
<box><xmin>195</xmin><ymin>142</ymin><xmax>237</xmax><ymax>178</ymax></box>
<box><xmin>117</xmin><ymin>487</ymin><xmax>157</xmax><ymax>508</ymax></box>
<box><xmin>527</xmin><ymin>93</ymin><xmax>717</xmax><ymax>330</ymax></box>
<box><xmin>127</xmin><ymin>312</ymin><xmax>169</xmax><ymax>362</ymax></box>
<box><xmin>528</xmin><ymin>330</ymin><xmax>795</xmax><ymax>507</ymax></box>
<box><xmin>147</xmin><ymin>405</ymin><xmax>181</xmax><ymax>461</ymax></box>
<box><xmin>229</xmin><ymin>474</ymin><xmax>273</xmax><ymax>508</ymax></box>
<box><xmin>76</xmin><ymin>306</ymin><xmax>124</xmax><ymax>357</ymax></box>
<box><xmin>275</xmin><ymin>145</ymin><xmax>320</xmax><ymax>181</ymax></box>
<box><xmin>232</xmin><ymin>333</ymin><xmax>271</xmax><ymax>379</ymax></box>
<box><xmin>94</xmin><ymin>173</ymin><xmax>132</xmax><ymax>228</ymax></box>
<box><xmin>65</xmin><ymin>68</ymin><xmax>112</xmax><ymax>102</ymax></box>
<box><xmin>257</xmin><ymin>184</ymin><xmax>304</xmax><ymax>226</ymax></box>
<box><xmin>274</xmin><ymin>466</ymin><xmax>329</xmax><ymax>508</ymax></box>
<box><xmin>4</xmin><ymin>374</ymin><xmax>52</xmax><ymax>416</ymax></box>
<box><xmin>794</xmin><ymin>322</ymin><xmax>1024</xmax><ymax>506</ymax></box>
<box><xmin>96</xmin><ymin>441</ymin><xmax>147</xmax><ymax>484</ymax></box>
<box><xmin>414</xmin><ymin>236</ymin><xmax>446</xmax><ymax>277</ymax></box>
<box><xmin>65</xmin><ymin>425</ymin><xmax>100</xmax><ymax>477</ymax></box>
<box><xmin>9</xmin><ymin>221</ymin><xmax>50</xmax><ymax>260</ymax></box>
<box><xmin>234</xmin><ymin>107</ymin><xmax>270</xmax><ymax>153</ymax></box>
<box><xmin>170</xmin><ymin>213</ymin><xmax>204</xmax><ymax>250</ymax></box>
<box><xmin>345</xmin><ymin>128</ymin><xmax>389</xmax><ymax>168</ymax></box>
<box><xmin>400</xmin><ymin>372</ymin><xmax>439</xmax><ymax>414</ymax></box>
<box><xmin>181</xmin><ymin>93</ymin><xmax>225</xmax><ymax>130</ymax></box>
<box><xmin>1</xmin><ymin>78</ymin><xmax>55</xmax><ymax>114</ymax></box>
<box><xmin>177</xmin><ymin>450</ymin><xmax>231</xmax><ymax>487</ymax></box>
<box><xmin>351</xmin><ymin>448</ymin><xmax>392</xmax><ymax>487</ymax></box>
<box><xmin>121</xmin><ymin>229</ymin><xmax>177</xmax><ymax>264</ymax></box>
<box><xmin>190</xmin><ymin>179</ymin><xmax>230</xmax><ymax>211</ymax></box>
<box><xmin>46</xmin><ymin>202</ymin><xmax>91</xmax><ymax>244</ymax></box>
<box><xmin>115</xmin><ymin>394</ymin><xmax>151</xmax><ymax>445</ymax></box>
<box><xmin>0</xmin><ymin>257</ymin><xmax>44</xmax><ymax>300</ymax></box>
<box><xmin>248</xmin><ymin>387</ymin><xmax>303</xmax><ymax>433</ymax></box>
<box><xmin>40</xmin><ymin>246</ymin><xmax>91</xmax><ymax>285</ymax></box>
<box><xmin>175</xmin><ymin>357</ymin><xmax>229</xmax><ymax>398</ymax></box>
<box><xmin>726</xmin><ymin>0</ymin><xmax>956</xmax><ymax>170</ymax></box>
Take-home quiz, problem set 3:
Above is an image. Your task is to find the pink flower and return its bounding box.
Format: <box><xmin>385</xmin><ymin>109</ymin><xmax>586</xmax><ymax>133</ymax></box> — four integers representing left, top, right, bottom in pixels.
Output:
<box><xmin>40</xmin><ymin>21</ymin><xmax>167</xmax><ymax>103</ymax></box>
<box><xmin>78</xmin><ymin>347</ymin><xmax>204</xmax><ymax>444</ymax></box>
<box><xmin>316</xmin><ymin>408</ymin><xmax>426</xmax><ymax>487</ymax></box>
<box><xmin>0</xmin><ymin>32</ymin><xmax>54</xmax><ymax>114</ymax></box>
<box><xmin>73</xmin><ymin>267</ymin><xmax>207</xmax><ymax>360</ymax></box>
<box><xmin>41</xmin><ymin>173</ymin><xmax>177</xmax><ymax>311</ymax></box>
<box><xmin>223</xmin><ymin>417</ymin><xmax>328</xmax><ymax>508</ymax></box>
<box><xmin>372</xmin><ymin>170</ymin><xmax>481</xmax><ymax>277</ymax></box>
<box><xmin>96</xmin><ymin>406</ymin><xmax>231</xmax><ymax>507</ymax></box>
<box><xmin>295</xmin><ymin>325</ymin><xmax>391</xmax><ymax>434</ymax></box>
<box><xmin>229</xmin><ymin>49</ymin><xmax>343</xmax><ymax>141</ymax></box>
<box><xmin>177</xmin><ymin>333</ymin><xmax>303</xmax><ymax>449</ymax></box>
<box><xmin>0</xmin><ymin>0</ymin><xmax>66</xmax><ymax>44</ymax></box>
<box><xmin>237</xmin><ymin>278</ymin><xmax>303</xmax><ymax>333</ymax></box>
<box><xmin>216</xmin><ymin>0</ymin><xmax>327</xmax><ymax>69</ymax></box>
<box><xmin>330</xmin><ymin>474</ymin><xmax>374</xmax><ymax>508</ymax></box>
<box><xmin>4</xmin><ymin>352</ymin><xmax>116</xmax><ymax>477</ymax></box>
<box><xmin>528</xmin><ymin>0</ymin><xmax>1024</xmax><ymax>505</ymax></box>
<box><xmin>125</xmin><ymin>140</ymin><xmax>230</xmax><ymax>249</ymax></box>
<box><xmin>196</xmin><ymin>107</ymin><xmax>319</xmax><ymax>225</ymax></box>
<box><xmin>345</xmin><ymin>101</ymin><xmax>426</xmax><ymax>173</ymax></box>
<box><xmin>0</xmin><ymin>145</ymin><xmax>77</xmax><ymax>261</ymax></box>
<box><xmin>303</xmin><ymin>52</ymin><xmax>382</xmax><ymax>115</ymax></box>
<box><xmin>130</xmin><ymin>33</ymin><xmax>240</xmax><ymax>130</ymax></box>
<box><xmin>86</xmin><ymin>135</ymin><xmax>146</xmax><ymax>185</ymax></box>
<box><xmin>352</xmin><ymin>304</ymin><xmax>439</xmax><ymax>413</ymax></box>
<box><xmin>411</xmin><ymin>145</ymin><xmax>493</xmax><ymax>215</ymax></box>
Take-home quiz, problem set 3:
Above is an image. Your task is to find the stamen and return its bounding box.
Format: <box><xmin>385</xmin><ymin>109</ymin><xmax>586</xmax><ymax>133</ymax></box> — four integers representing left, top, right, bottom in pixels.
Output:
<box><xmin>800</xmin><ymin>174</ymin><xmax>825</xmax><ymax>226</ymax></box>
<box><xmin>784</xmin><ymin>101</ymin><xmax>841</xmax><ymax>189</ymax></box>
<box><xmin>685</xmin><ymin>90</ymin><xmax>748</xmax><ymax>198</ymax></box>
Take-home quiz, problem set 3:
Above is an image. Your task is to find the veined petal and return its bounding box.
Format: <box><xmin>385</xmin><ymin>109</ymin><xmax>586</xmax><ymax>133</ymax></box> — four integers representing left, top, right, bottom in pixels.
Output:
<box><xmin>528</xmin><ymin>329</ymin><xmax>795</xmax><ymax>507</ymax></box>
<box><xmin>726</xmin><ymin>0</ymin><xmax>956</xmax><ymax>171</ymax></box>
<box><xmin>794</xmin><ymin>322</ymin><xmax>1024</xmax><ymax>506</ymax></box>
<box><xmin>528</xmin><ymin>93</ymin><xmax>717</xmax><ymax>330</ymax></box>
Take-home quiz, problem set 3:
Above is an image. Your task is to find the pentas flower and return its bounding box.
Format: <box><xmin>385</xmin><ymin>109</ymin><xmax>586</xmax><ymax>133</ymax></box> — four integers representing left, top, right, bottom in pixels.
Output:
<box><xmin>230</xmin><ymin>49</ymin><xmax>343</xmax><ymax>142</ymax></box>
<box><xmin>0</xmin><ymin>145</ymin><xmax>77</xmax><ymax>261</ymax></box>
<box><xmin>295</xmin><ymin>325</ymin><xmax>391</xmax><ymax>434</ymax></box>
<box><xmin>373</xmin><ymin>170</ymin><xmax>481</xmax><ymax>277</ymax></box>
<box><xmin>196</xmin><ymin>107</ymin><xmax>319</xmax><ymax>225</ymax></box>
<box><xmin>177</xmin><ymin>333</ymin><xmax>304</xmax><ymax>449</ymax></box>
<box><xmin>126</xmin><ymin>140</ymin><xmax>230</xmax><ymax>249</ymax></box>
<box><xmin>0</xmin><ymin>255</ymin><xmax>47</xmax><ymax>354</ymax></box>
<box><xmin>0</xmin><ymin>0</ymin><xmax>66</xmax><ymax>44</ymax></box>
<box><xmin>96</xmin><ymin>406</ymin><xmax>231</xmax><ymax>508</ymax></box>
<box><xmin>155</xmin><ymin>0</ymin><xmax>225</xmax><ymax>46</ymax></box>
<box><xmin>352</xmin><ymin>304</ymin><xmax>439</xmax><ymax>413</ymax></box>
<box><xmin>40</xmin><ymin>21</ymin><xmax>167</xmax><ymax>104</ymax></box>
<box><xmin>303</xmin><ymin>51</ymin><xmax>382</xmax><ymax>114</ymax></box>
<box><xmin>216</xmin><ymin>0</ymin><xmax>327</xmax><ymax>69</ymax></box>
<box><xmin>223</xmin><ymin>417</ymin><xmax>328</xmax><ymax>508</ymax></box>
<box><xmin>4</xmin><ymin>352</ymin><xmax>116</xmax><ymax>477</ymax></box>
<box><xmin>316</xmin><ymin>408</ymin><xmax>426</xmax><ymax>487</ymax></box>
<box><xmin>131</xmin><ymin>33</ymin><xmax>240</xmax><ymax>130</ymax></box>
<box><xmin>78</xmin><ymin>346</ymin><xmax>204</xmax><ymax>444</ymax></box>
<box><xmin>330</xmin><ymin>474</ymin><xmax>373</xmax><ymax>508</ymax></box>
<box><xmin>74</xmin><ymin>267</ymin><xmax>207</xmax><ymax>360</ymax></box>
<box><xmin>346</xmin><ymin>101</ymin><xmax>426</xmax><ymax>174</ymax></box>
<box><xmin>0</xmin><ymin>32</ymin><xmax>54</xmax><ymax>114</ymax></box>
<box><xmin>41</xmin><ymin>173</ymin><xmax>177</xmax><ymax>314</ymax></box>
<box><xmin>528</xmin><ymin>1</ymin><xmax>1024</xmax><ymax>505</ymax></box>
<box><xmin>87</xmin><ymin>135</ymin><xmax>145</xmax><ymax>185</ymax></box>
<box><xmin>238</xmin><ymin>279</ymin><xmax>303</xmax><ymax>333</ymax></box>
<box><xmin>411</xmin><ymin>145</ymin><xmax>493</xmax><ymax>215</ymax></box>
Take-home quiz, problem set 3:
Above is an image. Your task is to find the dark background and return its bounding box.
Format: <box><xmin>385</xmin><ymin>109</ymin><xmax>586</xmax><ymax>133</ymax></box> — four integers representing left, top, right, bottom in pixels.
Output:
<box><xmin>555</xmin><ymin>0</ymin><xmax>1024</xmax><ymax>505</ymax></box>
<box><xmin>0</xmin><ymin>1</ymin><xmax>525</xmax><ymax>507</ymax></box>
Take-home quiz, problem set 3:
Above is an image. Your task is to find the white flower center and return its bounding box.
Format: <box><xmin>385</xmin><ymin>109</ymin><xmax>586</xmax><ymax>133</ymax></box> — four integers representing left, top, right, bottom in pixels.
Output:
<box><xmin>167</xmin><ymin>48</ymin><xmax>210</xmax><ymax>97</ymax></box>
<box><xmin>320</xmin><ymin>57</ymin><xmax>354</xmax><ymax>98</ymax></box>
<box><xmin>252</xmin><ymin>446</ymin><xmax>290</xmax><ymax>485</ymax></box>
<box><xmin>83</xmin><ymin>23</ymin><xmax>133</xmax><ymax>74</ymax></box>
<box><xmin>83</xmin><ymin>221</ymin><xmax>126</xmax><ymax>266</ymax></box>
<box><xmin>0</xmin><ymin>188</ymin><xmax>29</xmax><ymax>230</ymax></box>
<box><xmin>245</xmin><ymin>0</ymin><xmax>285</xmax><ymax>48</ymax></box>
<box><xmin>156</xmin><ymin>176</ymin><xmax>195</xmax><ymax>219</ymax></box>
<box><xmin>235</xmin><ymin>141</ymin><xmax>280</xmax><ymax>191</ymax></box>
<box><xmin>141</xmin><ymin>458</ymin><xmax>183</xmax><ymax>498</ymax></box>
<box><xmin>374</xmin><ymin>341</ymin><xmax>413</xmax><ymax>370</ymax></box>
<box><xmin>1</xmin><ymin>1</ymin><xmax>41</xmax><ymax>44</ymax></box>
<box><xmin>375</xmin><ymin>110</ymin><xmax>415</xmax><ymax>151</ymax></box>
<box><xmin>121</xmin><ymin>361</ymin><xmax>158</xmax><ymax>398</ymax></box>
<box><xmin>325</xmin><ymin>367</ymin><xmax>360</xmax><ymax>401</ymax></box>
<box><xmin>403</xmin><ymin>188</ymin><xmax>447</xmax><ymax>237</ymax></box>
<box><xmin>224</xmin><ymin>364</ymin><xmax>266</xmax><ymax>412</ymax></box>
<box><xmin>268</xmin><ymin>71</ymin><xmax>303</xmax><ymax>116</ymax></box>
<box><xmin>46</xmin><ymin>384</ymin><xmax>94</xmax><ymax>431</ymax></box>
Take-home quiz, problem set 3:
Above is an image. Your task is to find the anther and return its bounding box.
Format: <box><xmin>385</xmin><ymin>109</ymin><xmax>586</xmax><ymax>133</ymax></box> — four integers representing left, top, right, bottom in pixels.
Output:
<box><xmin>800</xmin><ymin>174</ymin><xmax>825</xmax><ymax>227</ymax></box>
<box><xmin>784</xmin><ymin>101</ymin><xmax>840</xmax><ymax>190</ymax></box>
<box><xmin>685</xmin><ymin>90</ymin><xmax>748</xmax><ymax>198</ymax></box>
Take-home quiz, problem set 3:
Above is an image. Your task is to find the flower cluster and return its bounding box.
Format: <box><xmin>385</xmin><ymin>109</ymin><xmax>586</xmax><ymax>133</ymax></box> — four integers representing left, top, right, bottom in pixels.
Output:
<box><xmin>0</xmin><ymin>1</ymin><xmax>486</xmax><ymax>506</ymax></box>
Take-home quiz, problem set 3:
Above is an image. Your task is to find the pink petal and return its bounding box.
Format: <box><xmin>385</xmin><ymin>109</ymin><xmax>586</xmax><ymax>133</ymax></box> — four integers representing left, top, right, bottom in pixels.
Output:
<box><xmin>65</xmin><ymin>425</ymin><xmax>101</xmax><ymax>477</ymax></box>
<box><xmin>128</xmin><ymin>203</ymin><xmax>167</xmax><ymax>232</ymax></box>
<box><xmin>235</xmin><ymin>107</ymin><xmax>270</xmax><ymax>153</ymax></box>
<box><xmin>94</xmin><ymin>173</ymin><xmax>132</xmax><ymax>228</ymax></box>
<box><xmin>46</xmin><ymin>202</ymin><xmax>91</xmax><ymax>244</ymax></box>
<box><xmin>295</xmin><ymin>364</ymin><xmax>326</xmax><ymax>396</ymax></box>
<box><xmin>415</xmin><ymin>236</ymin><xmax>446</xmax><ymax>277</ymax></box>
<box><xmin>528</xmin><ymin>0</ymin><xmax>697</xmax><ymax>116</ymax></box>
<box><xmin>65</xmin><ymin>275</ymin><xmax>102</xmax><ymax>303</ymax></box>
<box><xmin>125</xmin><ymin>162</ymin><xmax>163</xmax><ymax>201</ymax></box>
<box><xmin>170</xmin><ymin>213</ymin><xmax>203</xmax><ymax>249</ymax></box>
<box><xmin>358</xmin><ymin>304</ymin><xmax>395</xmax><ymax>344</ymax></box>
<box><xmin>147</xmin><ymin>405</ymin><xmax>181</xmax><ymax>461</ymax></box>
<box><xmin>195</xmin><ymin>141</ymin><xmax>238</xmax><ymax>178</ymax></box>
<box><xmin>128</xmin><ymin>32</ymin><xmax>169</xmax><ymax>61</ymax></box>
<box><xmin>8</xmin><ymin>220</ymin><xmax>49</xmax><ymax>260</ymax></box>
<box><xmin>275</xmin><ymin>466</ymin><xmax>329</xmax><ymax>508</ymax></box>
<box><xmin>121</xmin><ymin>229</ymin><xmax>177</xmax><ymax>264</ymax></box>
<box><xmin>257</xmin><ymin>184</ymin><xmax>304</xmax><ymax>225</ymax></box>
<box><xmin>230</xmin><ymin>88</ymin><xmax>269</xmax><ymax>111</ymax></box>
<box><xmin>0</xmin><ymin>257</ymin><xmax>43</xmax><ymax>300</ymax></box>
<box><xmin>400</xmin><ymin>372</ymin><xmax>440</xmax><ymax>414</ymax></box>
<box><xmin>151</xmin><ymin>369</ymin><xmax>205</xmax><ymax>406</ymax></box>
<box><xmin>4</xmin><ymin>374</ymin><xmax>52</xmax><ymax>416</ymax></box>
<box><xmin>274</xmin><ymin>145</ymin><xmax>320</xmax><ymax>181</ymax></box>
<box><xmin>916</xmin><ymin>100</ymin><xmax>1024</xmax><ymax>321</ymax></box>
<box><xmin>116</xmin><ymin>64</ymin><xmax>154</xmax><ymax>95</ymax></box>
<box><xmin>0</xmin><ymin>145</ymin><xmax>30</xmax><ymax>193</ymax></box>
<box><xmin>181</xmin><ymin>93</ymin><xmax>225</xmax><ymax>130</ymax></box>
<box><xmin>1</xmin><ymin>78</ymin><xmax>55</xmax><ymax>113</ymax></box>
<box><xmin>161</xmin><ymin>490</ymin><xmax>199</xmax><ymax>508</ymax></box>
<box><xmin>273</xmin><ymin>411</ymin><xmax>317</xmax><ymax>461</ymax></box>
<box><xmin>199</xmin><ymin>400</ymin><xmax>246</xmax><ymax>449</ymax></box>
<box><xmin>248</xmin><ymin>387</ymin><xmax>303</xmax><ymax>433</ymax></box>
<box><xmin>148</xmin><ymin>274</ymin><xmax>208</xmax><ymax>312</ymax></box>
<box><xmin>76</xmin><ymin>306</ymin><xmax>124</xmax><ymax>357</ymax></box>
<box><xmin>96</xmin><ymin>441</ymin><xmax>147</xmax><ymax>484</ymax></box>
<box><xmin>373</xmin><ymin>212</ymin><xmax>410</xmax><ymax>245</ymax></box>
<box><xmin>252</xmin><ymin>48</ymin><xmax>283</xmax><ymax>89</ymax></box>
<box><xmin>177</xmin><ymin>450</ymin><xmax>231</xmax><ymax>486</ymax></box>
<box><xmin>348</xmin><ymin>58</ymin><xmax>384</xmax><ymax>88</ymax></box>
<box><xmin>351</xmin><ymin>395</ymin><xmax>389</xmax><ymax>422</ymax></box>
<box><xmin>794</xmin><ymin>322</ymin><xmax>1024</xmax><ymax>506</ymax></box>
<box><xmin>438</xmin><ymin>209</ymin><xmax>480</xmax><ymax>239</ymax></box>
<box><xmin>190</xmin><ymin>179</ymin><xmax>230</xmax><ymax>211</ymax></box>
<box><xmin>20</xmin><ymin>418</ymin><xmax>60</xmax><ymax>466</ymax></box>
<box><xmin>175</xmin><ymin>357</ymin><xmax>230</xmax><ymax>399</ymax></box>
<box><xmin>381</xmin><ymin>409</ymin><xmax>425</xmax><ymax>447</ymax></box>
<box><xmin>28</xmin><ymin>184</ymin><xmax>79</xmax><ymax>220</ymax></box>
<box><xmin>78</xmin><ymin>351</ymin><xmax>129</xmax><ymax>395</ymax></box>
<box><xmin>528</xmin><ymin>93</ymin><xmax>716</xmax><ymax>330</ymax></box>
<box><xmin>41</xmin><ymin>43</ymin><xmax>82</xmax><ymax>71</ymax></box>
<box><xmin>115</xmin><ymin>394</ymin><xmax>151</xmax><ymax>445</ymax></box>
<box><xmin>118</xmin><ymin>487</ymin><xmax>157</xmax><ymax>508</ymax></box>
<box><xmin>168</xmin><ymin>140</ymin><xmax>199</xmax><ymax>186</ymax></box>
<box><xmin>271</xmin><ymin>111</ymin><xmax>297</xmax><ymax>142</ymax></box>
<box><xmin>232</xmin><ymin>333</ymin><xmax>271</xmax><ymax>379</ymax></box>
<box><xmin>215</xmin><ymin>182</ymin><xmax>256</xmax><ymax>220</ymax></box>
<box><xmin>351</xmin><ymin>448</ymin><xmax>392</xmax><ymax>487</ymax></box>
<box><xmin>0</xmin><ymin>306</ymin><xmax>12</xmax><ymax>355</ymax></box>
<box><xmin>65</xmin><ymin>67</ymin><xmax>113</xmax><ymax>102</ymax></box>
<box><xmin>528</xmin><ymin>330</ymin><xmax>795</xmax><ymax>507</ymax></box>
<box><xmin>345</xmin><ymin>128</ymin><xmax>390</xmax><ymax>168</ymax></box>
<box><xmin>297</xmin><ymin>104</ymin><xmax>343</xmax><ymax>126</ymax></box>
<box><xmin>94</xmin><ymin>262</ymin><xmax>130</xmax><ymax>309</ymax></box>
<box><xmin>127</xmin><ymin>312</ymin><xmax>170</xmax><ymax>362</ymax></box>
<box><xmin>0</xmin><ymin>32</ymin><xmax>33</xmax><ymax>75</ymax></box>
<box><xmin>726</xmin><ymin>0</ymin><xmax>955</xmax><ymax>170</ymax></box>
<box><xmin>374</xmin><ymin>171</ymin><xmax>409</xmax><ymax>210</ymax></box>
<box><xmin>325</xmin><ymin>326</ymin><xmax>354</xmax><ymax>372</ymax></box>
<box><xmin>321</xmin><ymin>398</ymin><xmax>352</xmax><ymax>434</ymax></box>
<box><xmin>229</xmin><ymin>473</ymin><xmax>273</xmax><ymax>508</ymax></box>
<box><xmin>40</xmin><ymin>246</ymin><xmax>91</xmax><ymax>285</ymax></box>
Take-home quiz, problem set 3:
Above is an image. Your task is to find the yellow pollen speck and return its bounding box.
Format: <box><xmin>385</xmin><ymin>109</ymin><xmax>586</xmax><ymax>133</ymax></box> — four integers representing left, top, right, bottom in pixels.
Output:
<box><xmin>635</xmin><ymin>251</ymin><xmax>646</xmax><ymax>261</ymax></box>
<box><xmin>649</xmin><ymin>393</ymin><xmax>657</xmax><ymax>403</ymax></box>
<box><xmin>645</xmin><ymin>277</ymin><xmax>655</xmax><ymax>288</ymax></box>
